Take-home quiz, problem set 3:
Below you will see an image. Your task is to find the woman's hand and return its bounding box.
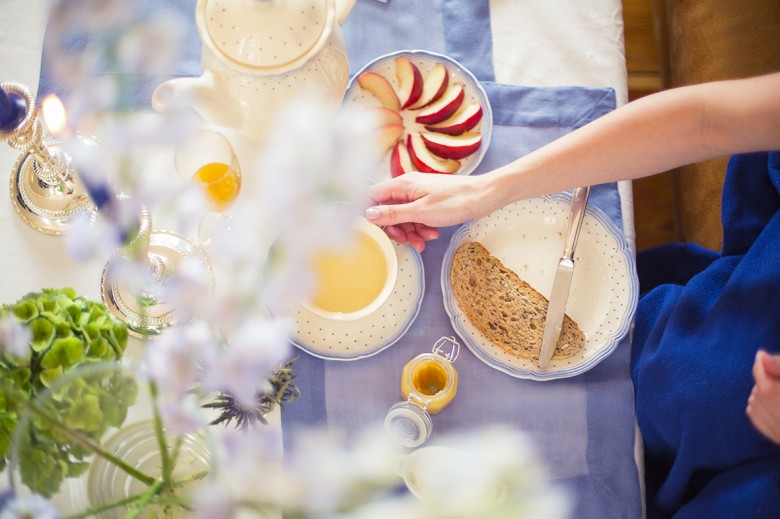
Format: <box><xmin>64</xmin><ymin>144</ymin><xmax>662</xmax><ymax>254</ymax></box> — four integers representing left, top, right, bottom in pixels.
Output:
<box><xmin>747</xmin><ymin>350</ymin><xmax>780</xmax><ymax>444</ymax></box>
<box><xmin>365</xmin><ymin>172</ymin><xmax>495</xmax><ymax>251</ymax></box>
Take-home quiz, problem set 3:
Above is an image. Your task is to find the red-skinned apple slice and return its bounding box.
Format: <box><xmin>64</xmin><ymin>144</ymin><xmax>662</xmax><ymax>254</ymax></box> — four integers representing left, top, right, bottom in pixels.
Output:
<box><xmin>420</xmin><ymin>131</ymin><xmax>482</xmax><ymax>160</ymax></box>
<box><xmin>367</xmin><ymin>106</ymin><xmax>403</xmax><ymax>127</ymax></box>
<box><xmin>407</xmin><ymin>133</ymin><xmax>460</xmax><ymax>174</ymax></box>
<box><xmin>414</xmin><ymin>83</ymin><xmax>465</xmax><ymax>125</ymax></box>
<box><xmin>395</xmin><ymin>57</ymin><xmax>423</xmax><ymax>109</ymax></box>
<box><xmin>376</xmin><ymin>124</ymin><xmax>404</xmax><ymax>153</ymax></box>
<box><xmin>390</xmin><ymin>141</ymin><xmax>414</xmax><ymax>177</ymax></box>
<box><xmin>424</xmin><ymin>102</ymin><xmax>483</xmax><ymax>135</ymax></box>
<box><xmin>408</xmin><ymin>63</ymin><xmax>449</xmax><ymax>109</ymax></box>
<box><xmin>357</xmin><ymin>72</ymin><xmax>401</xmax><ymax>111</ymax></box>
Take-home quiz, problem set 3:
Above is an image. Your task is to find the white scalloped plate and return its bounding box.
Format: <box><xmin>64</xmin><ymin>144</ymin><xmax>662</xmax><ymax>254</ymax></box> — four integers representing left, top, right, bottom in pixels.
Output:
<box><xmin>289</xmin><ymin>243</ymin><xmax>424</xmax><ymax>360</ymax></box>
<box><xmin>441</xmin><ymin>193</ymin><xmax>638</xmax><ymax>381</ymax></box>
<box><xmin>345</xmin><ymin>49</ymin><xmax>493</xmax><ymax>178</ymax></box>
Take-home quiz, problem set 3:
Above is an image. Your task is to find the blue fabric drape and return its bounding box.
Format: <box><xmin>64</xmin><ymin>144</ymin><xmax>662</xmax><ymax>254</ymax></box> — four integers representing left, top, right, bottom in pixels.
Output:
<box><xmin>633</xmin><ymin>152</ymin><xmax>780</xmax><ymax>518</ymax></box>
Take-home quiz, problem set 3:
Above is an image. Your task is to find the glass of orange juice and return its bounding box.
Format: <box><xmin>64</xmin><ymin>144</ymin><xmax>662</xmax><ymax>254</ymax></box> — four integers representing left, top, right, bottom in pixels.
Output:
<box><xmin>175</xmin><ymin>130</ymin><xmax>242</xmax><ymax>244</ymax></box>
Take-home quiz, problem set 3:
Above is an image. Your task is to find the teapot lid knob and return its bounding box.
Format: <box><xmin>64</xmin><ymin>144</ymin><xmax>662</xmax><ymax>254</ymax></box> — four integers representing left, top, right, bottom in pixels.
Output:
<box><xmin>197</xmin><ymin>0</ymin><xmax>334</xmax><ymax>73</ymax></box>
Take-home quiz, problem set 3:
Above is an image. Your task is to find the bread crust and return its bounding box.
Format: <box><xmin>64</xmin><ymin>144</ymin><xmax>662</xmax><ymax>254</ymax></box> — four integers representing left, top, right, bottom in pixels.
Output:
<box><xmin>450</xmin><ymin>241</ymin><xmax>584</xmax><ymax>361</ymax></box>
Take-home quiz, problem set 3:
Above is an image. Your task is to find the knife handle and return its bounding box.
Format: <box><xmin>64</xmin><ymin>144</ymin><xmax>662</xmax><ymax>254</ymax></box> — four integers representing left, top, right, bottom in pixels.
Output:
<box><xmin>562</xmin><ymin>186</ymin><xmax>590</xmax><ymax>259</ymax></box>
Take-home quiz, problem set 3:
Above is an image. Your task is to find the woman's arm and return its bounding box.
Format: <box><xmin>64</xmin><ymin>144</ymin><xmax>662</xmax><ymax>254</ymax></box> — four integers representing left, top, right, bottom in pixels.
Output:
<box><xmin>366</xmin><ymin>73</ymin><xmax>780</xmax><ymax>249</ymax></box>
<box><xmin>487</xmin><ymin>72</ymin><xmax>780</xmax><ymax>208</ymax></box>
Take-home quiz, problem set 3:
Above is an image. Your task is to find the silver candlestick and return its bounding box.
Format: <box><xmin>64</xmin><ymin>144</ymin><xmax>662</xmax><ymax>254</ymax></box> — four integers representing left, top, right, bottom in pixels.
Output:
<box><xmin>0</xmin><ymin>82</ymin><xmax>95</xmax><ymax>235</ymax></box>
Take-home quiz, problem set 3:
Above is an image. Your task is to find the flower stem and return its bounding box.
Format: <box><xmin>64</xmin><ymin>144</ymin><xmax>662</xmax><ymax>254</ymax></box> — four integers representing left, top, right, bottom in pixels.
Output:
<box><xmin>63</xmin><ymin>490</ymin><xmax>151</xmax><ymax>519</ymax></box>
<box><xmin>124</xmin><ymin>478</ymin><xmax>164</xmax><ymax>519</ymax></box>
<box><xmin>24</xmin><ymin>395</ymin><xmax>156</xmax><ymax>486</ymax></box>
<box><xmin>148</xmin><ymin>382</ymin><xmax>173</xmax><ymax>483</ymax></box>
<box><xmin>171</xmin><ymin>469</ymin><xmax>209</xmax><ymax>488</ymax></box>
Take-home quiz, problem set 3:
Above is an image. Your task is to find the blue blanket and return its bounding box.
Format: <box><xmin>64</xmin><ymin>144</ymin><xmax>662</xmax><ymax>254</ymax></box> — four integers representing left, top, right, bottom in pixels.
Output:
<box><xmin>632</xmin><ymin>152</ymin><xmax>780</xmax><ymax>518</ymax></box>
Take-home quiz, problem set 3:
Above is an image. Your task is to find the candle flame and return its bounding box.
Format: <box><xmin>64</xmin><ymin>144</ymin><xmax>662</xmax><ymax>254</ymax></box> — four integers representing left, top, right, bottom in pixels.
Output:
<box><xmin>41</xmin><ymin>94</ymin><xmax>67</xmax><ymax>135</ymax></box>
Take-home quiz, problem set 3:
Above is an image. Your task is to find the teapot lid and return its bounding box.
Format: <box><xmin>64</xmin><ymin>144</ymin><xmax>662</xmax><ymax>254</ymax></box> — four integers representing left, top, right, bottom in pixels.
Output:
<box><xmin>197</xmin><ymin>0</ymin><xmax>335</xmax><ymax>74</ymax></box>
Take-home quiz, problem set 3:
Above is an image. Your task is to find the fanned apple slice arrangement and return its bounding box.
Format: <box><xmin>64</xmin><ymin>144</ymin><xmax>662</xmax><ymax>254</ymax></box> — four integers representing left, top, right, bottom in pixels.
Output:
<box><xmin>357</xmin><ymin>56</ymin><xmax>485</xmax><ymax>177</ymax></box>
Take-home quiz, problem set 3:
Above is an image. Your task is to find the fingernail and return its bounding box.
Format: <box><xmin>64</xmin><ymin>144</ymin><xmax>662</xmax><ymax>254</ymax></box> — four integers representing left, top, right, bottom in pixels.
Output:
<box><xmin>365</xmin><ymin>206</ymin><xmax>380</xmax><ymax>220</ymax></box>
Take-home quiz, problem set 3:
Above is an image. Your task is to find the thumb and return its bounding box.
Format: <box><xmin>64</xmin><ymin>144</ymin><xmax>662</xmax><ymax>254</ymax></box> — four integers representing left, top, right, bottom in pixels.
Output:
<box><xmin>759</xmin><ymin>350</ymin><xmax>780</xmax><ymax>378</ymax></box>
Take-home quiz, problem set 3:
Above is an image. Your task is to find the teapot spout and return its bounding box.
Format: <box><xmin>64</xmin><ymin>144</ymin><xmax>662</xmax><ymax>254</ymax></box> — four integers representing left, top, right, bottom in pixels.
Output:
<box><xmin>151</xmin><ymin>73</ymin><xmax>243</xmax><ymax>130</ymax></box>
<box><xmin>335</xmin><ymin>0</ymin><xmax>356</xmax><ymax>25</ymax></box>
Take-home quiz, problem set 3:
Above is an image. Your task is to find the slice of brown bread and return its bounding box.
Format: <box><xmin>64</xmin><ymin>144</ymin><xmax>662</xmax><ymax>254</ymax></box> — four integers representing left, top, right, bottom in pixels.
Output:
<box><xmin>450</xmin><ymin>241</ymin><xmax>584</xmax><ymax>361</ymax></box>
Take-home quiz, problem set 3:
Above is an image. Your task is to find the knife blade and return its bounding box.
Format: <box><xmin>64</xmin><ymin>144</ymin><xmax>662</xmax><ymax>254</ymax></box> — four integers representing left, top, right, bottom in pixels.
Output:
<box><xmin>538</xmin><ymin>186</ymin><xmax>590</xmax><ymax>368</ymax></box>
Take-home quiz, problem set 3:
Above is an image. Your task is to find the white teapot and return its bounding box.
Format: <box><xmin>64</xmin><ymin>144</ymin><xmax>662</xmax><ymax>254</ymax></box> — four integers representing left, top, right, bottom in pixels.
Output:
<box><xmin>152</xmin><ymin>0</ymin><xmax>356</xmax><ymax>141</ymax></box>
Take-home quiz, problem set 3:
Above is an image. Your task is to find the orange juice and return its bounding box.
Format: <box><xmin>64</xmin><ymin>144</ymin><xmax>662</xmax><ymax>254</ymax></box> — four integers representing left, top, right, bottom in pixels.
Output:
<box><xmin>192</xmin><ymin>162</ymin><xmax>240</xmax><ymax>212</ymax></box>
<box><xmin>310</xmin><ymin>228</ymin><xmax>388</xmax><ymax>314</ymax></box>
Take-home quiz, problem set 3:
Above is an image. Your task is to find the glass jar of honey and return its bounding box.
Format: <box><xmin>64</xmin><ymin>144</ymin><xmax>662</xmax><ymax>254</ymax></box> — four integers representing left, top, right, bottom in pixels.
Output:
<box><xmin>385</xmin><ymin>337</ymin><xmax>460</xmax><ymax>448</ymax></box>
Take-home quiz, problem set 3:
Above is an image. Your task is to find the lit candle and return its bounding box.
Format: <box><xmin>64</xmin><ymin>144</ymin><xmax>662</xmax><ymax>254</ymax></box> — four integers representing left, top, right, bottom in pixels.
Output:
<box><xmin>38</xmin><ymin>94</ymin><xmax>118</xmax><ymax>217</ymax></box>
<box><xmin>0</xmin><ymin>85</ymin><xmax>26</xmax><ymax>131</ymax></box>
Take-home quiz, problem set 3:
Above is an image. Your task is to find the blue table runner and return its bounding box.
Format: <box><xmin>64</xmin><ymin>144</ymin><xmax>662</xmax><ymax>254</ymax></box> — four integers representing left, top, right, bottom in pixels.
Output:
<box><xmin>282</xmin><ymin>2</ymin><xmax>640</xmax><ymax>518</ymax></box>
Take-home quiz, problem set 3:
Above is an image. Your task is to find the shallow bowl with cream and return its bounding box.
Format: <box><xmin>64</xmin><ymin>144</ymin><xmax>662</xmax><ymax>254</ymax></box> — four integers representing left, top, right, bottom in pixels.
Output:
<box><xmin>303</xmin><ymin>216</ymin><xmax>398</xmax><ymax>321</ymax></box>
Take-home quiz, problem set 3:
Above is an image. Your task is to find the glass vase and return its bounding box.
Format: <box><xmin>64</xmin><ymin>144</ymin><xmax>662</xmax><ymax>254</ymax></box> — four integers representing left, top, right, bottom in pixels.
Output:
<box><xmin>87</xmin><ymin>420</ymin><xmax>212</xmax><ymax>518</ymax></box>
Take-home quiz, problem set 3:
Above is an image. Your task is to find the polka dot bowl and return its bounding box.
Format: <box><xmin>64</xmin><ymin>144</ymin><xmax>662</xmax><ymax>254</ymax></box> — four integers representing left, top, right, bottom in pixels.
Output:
<box><xmin>441</xmin><ymin>193</ymin><xmax>638</xmax><ymax>381</ymax></box>
<box><xmin>289</xmin><ymin>243</ymin><xmax>424</xmax><ymax>361</ymax></box>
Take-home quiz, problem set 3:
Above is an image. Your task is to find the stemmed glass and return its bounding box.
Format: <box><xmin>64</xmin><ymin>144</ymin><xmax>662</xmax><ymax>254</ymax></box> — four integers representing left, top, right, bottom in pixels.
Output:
<box><xmin>175</xmin><ymin>129</ymin><xmax>242</xmax><ymax>246</ymax></box>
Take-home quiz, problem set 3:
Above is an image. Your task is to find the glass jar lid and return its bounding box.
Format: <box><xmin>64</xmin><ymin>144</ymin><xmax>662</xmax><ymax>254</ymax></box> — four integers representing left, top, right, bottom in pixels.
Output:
<box><xmin>384</xmin><ymin>401</ymin><xmax>433</xmax><ymax>448</ymax></box>
<box><xmin>197</xmin><ymin>0</ymin><xmax>334</xmax><ymax>73</ymax></box>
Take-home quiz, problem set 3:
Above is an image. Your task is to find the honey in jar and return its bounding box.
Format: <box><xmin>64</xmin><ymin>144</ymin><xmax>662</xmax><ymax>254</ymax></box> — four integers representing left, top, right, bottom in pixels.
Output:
<box><xmin>400</xmin><ymin>353</ymin><xmax>458</xmax><ymax>415</ymax></box>
<box><xmin>385</xmin><ymin>337</ymin><xmax>460</xmax><ymax>448</ymax></box>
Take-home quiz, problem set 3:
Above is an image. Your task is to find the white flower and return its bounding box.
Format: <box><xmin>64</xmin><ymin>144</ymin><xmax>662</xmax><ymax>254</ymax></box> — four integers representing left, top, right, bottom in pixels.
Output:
<box><xmin>0</xmin><ymin>316</ymin><xmax>30</xmax><ymax>359</ymax></box>
<box><xmin>117</xmin><ymin>11</ymin><xmax>184</xmax><ymax>76</ymax></box>
<box><xmin>192</xmin><ymin>481</ymin><xmax>235</xmax><ymax>519</ymax></box>
<box><xmin>156</xmin><ymin>393</ymin><xmax>206</xmax><ymax>436</ymax></box>
<box><xmin>219</xmin><ymin>97</ymin><xmax>382</xmax><ymax>314</ymax></box>
<box><xmin>63</xmin><ymin>212</ymin><xmax>119</xmax><ymax>262</ymax></box>
<box><xmin>201</xmin><ymin>318</ymin><xmax>293</xmax><ymax>407</ymax></box>
<box><xmin>144</xmin><ymin>320</ymin><xmax>215</xmax><ymax>400</ymax></box>
<box><xmin>0</xmin><ymin>494</ymin><xmax>59</xmax><ymax>519</ymax></box>
<box><xmin>159</xmin><ymin>252</ymin><xmax>215</xmax><ymax>327</ymax></box>
<box><xmin>279</xmin><ymin>428</ymin><xmax>402</xmax><ymax>513</ymax></box>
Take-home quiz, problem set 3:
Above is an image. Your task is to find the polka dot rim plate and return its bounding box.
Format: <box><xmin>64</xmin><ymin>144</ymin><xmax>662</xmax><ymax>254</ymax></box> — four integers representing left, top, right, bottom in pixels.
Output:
<box><xmin>289</xmin><ymin>243</ymin><xmax>424</xmax><ymax>361</ymax></box>
<box><xmin>441</xmin><ymin>193</ymin><xmax>638</xmax><ymax>381</ymax></box>
<box><xmin>344</xmin><ymin>49</ymin><xmax>493</xmax><ymax>178</ymax></box>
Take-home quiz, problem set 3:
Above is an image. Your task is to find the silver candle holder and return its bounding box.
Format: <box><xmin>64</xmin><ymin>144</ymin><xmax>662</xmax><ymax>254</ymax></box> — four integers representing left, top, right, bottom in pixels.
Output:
<box><xmin>0</xmin><ymin>82</ymin><xmax>95</xmax><ymax>234</ymax></box>
<box><xmin>100</xmin><ymin>205</ymin><xmax>213</xmax><ymax>338</ymax></box>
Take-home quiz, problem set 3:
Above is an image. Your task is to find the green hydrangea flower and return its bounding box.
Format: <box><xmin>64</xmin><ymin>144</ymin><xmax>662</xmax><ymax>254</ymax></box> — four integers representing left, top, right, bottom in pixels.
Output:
<box><xmin>0</xmin><ymin>288</ymin><xmax>136</xmax><ymax>497</ymax></box>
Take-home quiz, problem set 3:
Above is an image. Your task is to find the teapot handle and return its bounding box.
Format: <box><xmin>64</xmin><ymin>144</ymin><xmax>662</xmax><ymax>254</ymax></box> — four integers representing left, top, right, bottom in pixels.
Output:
<box><xmin>335</xmin><ymin>0</ymin><xmax>356</xmax><ymax>26</ymax></box>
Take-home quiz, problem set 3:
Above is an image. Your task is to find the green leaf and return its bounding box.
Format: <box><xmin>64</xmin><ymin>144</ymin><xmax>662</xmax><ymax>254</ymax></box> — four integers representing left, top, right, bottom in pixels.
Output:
<box><xmin>64</xmin><ymin>304</ymin><xmax>82</xmax><ymax>328</ymax></box>
<box><xmin>37</xmin><ymin>296</ymin><xmax>59</xmax><ymax>314</ymax></box>
<box><xmin>87</xmin><ymin>336</ymin><xmax>111</xmax><ymax>359</ymax></box>
<box><xmin>66</xmin><ymin>460</ymin><xmax>91</xmax><ymax>478</ymax></box>
<box><xmin>41</xmin><ymin>337</ymin><xmax>85</xmax><ymax>369</ymax></box>
<box><xmin>64</xmin><ymin>393</ymin><xmax>103</xmax><ymax>432</ymax></box>
<box><xmin>40</xmin><ymin>366</ymin><xmax>64</xmax><ymax>387</ymax></box>
<box><xmin>29</xmin><ymin>317</ymin><xmax>55</xmax><ymax>352</ymax></box>
<box><xmin>83</xmin><ymin>322</ymin><xmax>100</xmax><ymax>341</ymax></box>
<box><xmin>11</xmin><ymin>300</ymin><xmax>38</xmax><ymax>322</ymax></box>
<box><xmin>18</xmin><ymin>440</ymin><xmax>66</xmax><ymax>498</ymax></box>
<box><xmin>44</xmin><ymin>287</ymin><xmax>76</xmax><ymax>299</ymax></box>
<box><xmin>111</xmin><ymin>324</ymin><xmax>129</xmax><ymax>355</ymax></box>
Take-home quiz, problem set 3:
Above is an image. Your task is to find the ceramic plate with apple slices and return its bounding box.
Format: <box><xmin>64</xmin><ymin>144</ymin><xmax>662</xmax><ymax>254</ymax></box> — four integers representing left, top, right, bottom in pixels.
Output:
<box><xmin>346</xmin><ymin>50</ymin><xmax>493</xmax><ymax>178</ymax></box>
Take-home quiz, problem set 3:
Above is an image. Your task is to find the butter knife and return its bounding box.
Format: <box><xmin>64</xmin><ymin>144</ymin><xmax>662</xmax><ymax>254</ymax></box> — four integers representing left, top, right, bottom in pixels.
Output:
<box><xmin>538</xmin><ymin>186</ymin><xmax>590</xmax><ymax>368</ymax></box>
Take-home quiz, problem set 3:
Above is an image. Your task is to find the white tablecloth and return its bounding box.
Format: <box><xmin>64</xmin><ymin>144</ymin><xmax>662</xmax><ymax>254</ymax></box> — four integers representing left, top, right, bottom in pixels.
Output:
<box><xmin>0</xmin><ymin>0</ymin><xmax>638</xmax><ymax>514</ymax></box>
